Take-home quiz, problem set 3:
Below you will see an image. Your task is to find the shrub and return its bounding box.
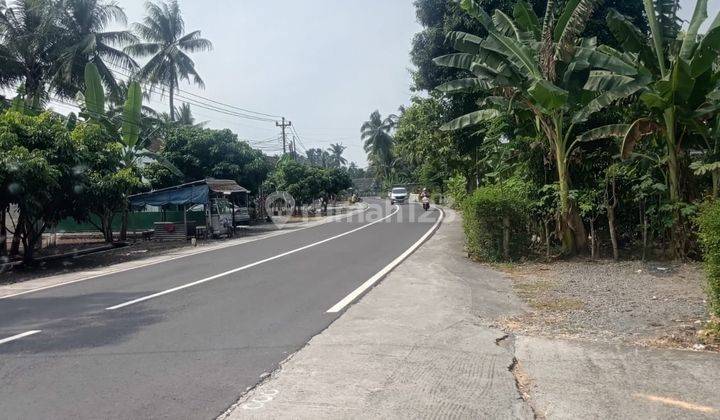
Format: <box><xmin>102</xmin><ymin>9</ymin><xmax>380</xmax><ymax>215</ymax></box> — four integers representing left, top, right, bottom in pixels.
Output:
<box><xmin>432</xmin><ymin>192</ymin><xmax>442</xmax><ymax>205</ymax></box>
<box><xmin>696</xmin><ymin>201</ymin><xmax>720</xmax><ymax>317</ymax></box>
<box><xmin>462</xmin><ymin>180</ymin><xmax>531</xmax><ymax>262</ymax></box>
<box><xmin>447</xmin><ymin>174</ymin><xmax>467</xmax><ymax>209</ymax></box>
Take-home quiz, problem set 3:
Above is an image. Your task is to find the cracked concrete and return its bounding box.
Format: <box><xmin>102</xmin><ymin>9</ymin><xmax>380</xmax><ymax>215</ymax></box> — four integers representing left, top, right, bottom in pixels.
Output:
<box><xmin>223</xmin><ymin>209</ymin><xmax>532</xmax><ymax>419</ymax></box>
<box><xmin>222</xmin><ymin>207</ymin><xmax>720</xmax><ymax>419</ymax></box>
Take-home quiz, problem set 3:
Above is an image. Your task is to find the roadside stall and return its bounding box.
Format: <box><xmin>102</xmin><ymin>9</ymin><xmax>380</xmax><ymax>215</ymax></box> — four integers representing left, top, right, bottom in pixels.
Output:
<box><xmin>129</xmin><ymin>178</ymin><xmax>250</xmax><ymax>241</ymax></box>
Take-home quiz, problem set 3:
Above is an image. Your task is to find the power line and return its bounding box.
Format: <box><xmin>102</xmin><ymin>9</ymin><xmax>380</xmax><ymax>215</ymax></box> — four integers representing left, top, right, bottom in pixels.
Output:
<box><xmin>105</xmin><ymin>63</ymin><xmax>281</xmax><ymax>123</ymax></box>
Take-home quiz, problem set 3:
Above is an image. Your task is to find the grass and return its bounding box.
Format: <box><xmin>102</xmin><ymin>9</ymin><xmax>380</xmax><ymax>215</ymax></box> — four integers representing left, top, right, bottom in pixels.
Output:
<box><xmin>698</xmin><ymin>317</ymin><xmax>720</xmax><ymax>346</ymax></box>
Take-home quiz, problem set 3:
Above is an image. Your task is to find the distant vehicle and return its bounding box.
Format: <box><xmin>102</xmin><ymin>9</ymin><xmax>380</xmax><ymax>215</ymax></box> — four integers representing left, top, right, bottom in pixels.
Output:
<box><xmin>422</xmin><ymin>195</ymin><xmax>430</xmax><ymax>211</ymax></box>
<box><xmin>389</xmin><ymin>187</ymin><xmax>408</xmax><ymax>204</ymax></box>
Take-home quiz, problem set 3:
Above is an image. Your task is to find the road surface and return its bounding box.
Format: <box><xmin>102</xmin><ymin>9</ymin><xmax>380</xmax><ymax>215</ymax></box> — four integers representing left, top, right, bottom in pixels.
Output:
<box><xmin>0</xmin><ymin>199</ymin><xmax>441</xmax><ymax>419</ymax></box>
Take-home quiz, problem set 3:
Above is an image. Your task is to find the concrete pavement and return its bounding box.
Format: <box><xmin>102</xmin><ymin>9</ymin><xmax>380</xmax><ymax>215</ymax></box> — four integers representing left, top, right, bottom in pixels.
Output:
<box><xmin>226</xmin><ymin>208</ymin><xmax>720</xmax><ymax>419</ymax></box>
<box><xmin>225</xmin><ymin>208</ymin><xmax>534</xmax><ymax>419</ymax></box>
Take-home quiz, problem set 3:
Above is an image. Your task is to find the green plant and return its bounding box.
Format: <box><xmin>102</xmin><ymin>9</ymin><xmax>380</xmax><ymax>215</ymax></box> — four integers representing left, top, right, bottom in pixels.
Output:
<box><xmin>447</xmin><ymin>173</ymin><xmax>468</xmax><ymax>209</ymax></box>
<box><xmin>431</xmin><ymin>192</ymin><xmax>442</xmax><ymax>205</ymax></box>
<box><xmin>125</xmin><ymin>0</ymin><xmax>213</xmax><ymax>120</ymax></box>
<box><xmin>611</xmin><ymin>1</ymin><xmax>720</xmax><ymax>258</ymax></box>
<box><xmin>462</xmin><ymin>179</ymin><xmax>530</xmax><ymax>261</ymax></box>
<box><xmin>696</xmin><ymin>201</ymin><xmax>720</xmax><ymax>317</ymax></box>
<box><xmin>434</xmin><ymin>0</ymin><xmax>646</xmax><ymax>254</ymax></box>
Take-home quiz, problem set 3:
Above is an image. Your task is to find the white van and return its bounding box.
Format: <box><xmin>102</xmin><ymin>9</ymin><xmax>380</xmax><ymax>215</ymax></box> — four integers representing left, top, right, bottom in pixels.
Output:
<box><xmin>389</xmin><ymin>187</ymin><xmax>408</xmax><ymax>204</ymax></box>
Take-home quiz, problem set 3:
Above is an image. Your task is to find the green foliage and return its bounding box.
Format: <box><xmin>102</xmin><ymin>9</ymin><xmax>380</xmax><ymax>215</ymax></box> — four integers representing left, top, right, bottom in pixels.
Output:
<box><xmin>0</xmin><ymin>111</ymin><xmax>84</xmax><ymax>261</ymax></box>
<box><xmin>462</xmin><ymin>179</ymin><xmax>531</xmax><ymax>261</ymax></box>
<box><xmin>72</xmin><ymin>122</ymin><xmax>142</xmax><ymax>242</ymax></box>
<box><xmin>265</xmin><ymin>158</ymin><xmax>352</xmax><ymax>205</ymax></box>
<box><xmin>447</xmin><ymin>173</ymin><xmax>468</xmax><ymax>209</ymax></box>
<box><xmin>696</xmin><ymin>201</ymin><xmax>720</xmax><ymax>316</ymax></box>
<box><xmin>145</xmin><ymin>125</ymin><xmax>271</xmax><ymax>193</ymax></box>
<box><xmin>394</xmin><ymin>97</ymin><xmax>466</xmax><ymax>190</ymax></box>
<box><xmin>124</xmin><ymin>0</ymin><xmax>213</xmax><ymax>118</ymax></box>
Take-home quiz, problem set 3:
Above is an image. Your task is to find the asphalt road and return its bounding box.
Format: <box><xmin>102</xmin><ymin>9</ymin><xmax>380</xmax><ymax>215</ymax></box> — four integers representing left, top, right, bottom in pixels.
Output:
<box><xmin>0</xmin><ymin>199</ymin><xmax>441</xmax><ymax>419</ymax></box>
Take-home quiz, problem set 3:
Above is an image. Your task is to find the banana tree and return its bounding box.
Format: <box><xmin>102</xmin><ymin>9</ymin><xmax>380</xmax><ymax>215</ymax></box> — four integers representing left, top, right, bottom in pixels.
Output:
<box><xmin>78</xmin><ymin>62</ymin><xmax>180</xmax><ymax>241</ymax></box>
<box><xmin>605</xmin><ymin>0</ymin><xmax>720</xmax><ymax>257</ymax></box>
<box><xmin>433</xmin><ymin>0</ymin><xmax>646</xmax><ymax>254</ymax></box>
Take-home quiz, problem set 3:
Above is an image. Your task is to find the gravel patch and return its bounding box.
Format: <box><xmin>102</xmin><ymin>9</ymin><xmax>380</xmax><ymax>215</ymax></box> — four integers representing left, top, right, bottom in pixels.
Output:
<box><xmin>495</xmin><ymin>260</ymin><xmax>715</xmax><ymax>351</ymax></box>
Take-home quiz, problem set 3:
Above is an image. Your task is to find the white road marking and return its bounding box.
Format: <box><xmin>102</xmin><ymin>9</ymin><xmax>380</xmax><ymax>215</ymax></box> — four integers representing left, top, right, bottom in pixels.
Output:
<box><xmin>106</xmin><ymin>206</ymin><xmax>400</xmax><ymax>311</ymax></box>
<box><xmin>0</xmin><ymin>204</ymin><xmax>370</xmax><ymax>301</ymax></box>
<box><xmin>0</xmin><ymin>330</ymin><xmax>41</xmax><ymax>346</ymax></box>
<box><xmin>326</xmin><ymin>207</ymin><xmax>444</xmax><ymax>313</ymax></box>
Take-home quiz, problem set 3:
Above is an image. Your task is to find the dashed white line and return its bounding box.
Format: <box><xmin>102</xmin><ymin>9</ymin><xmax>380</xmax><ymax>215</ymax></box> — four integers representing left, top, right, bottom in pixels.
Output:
<box><xmin>106</xmin><ymin>206</ymin><xmax>400</xmax><ymax>311</ymax></box>
<box><xmin>0</xmin><ymin>330</ymin><xmax>42</xmax><ymax>346</ymax></box>
<box><xmin>0</xmin><ymin>204</ymin><xmax>370</xmax><ymax>301</ymax></box>
<box><xmin>326</xmin><ymin>207</ymin><xmax>444</xmax><ymax>313</ymax></box>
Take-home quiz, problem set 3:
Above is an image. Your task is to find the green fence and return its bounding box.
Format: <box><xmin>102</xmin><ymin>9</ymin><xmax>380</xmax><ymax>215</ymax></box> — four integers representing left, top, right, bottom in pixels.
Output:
<box><xmin>56</xmin><ymin>210</ymin><xmax>207</xmax><ymax>233</ymax></box>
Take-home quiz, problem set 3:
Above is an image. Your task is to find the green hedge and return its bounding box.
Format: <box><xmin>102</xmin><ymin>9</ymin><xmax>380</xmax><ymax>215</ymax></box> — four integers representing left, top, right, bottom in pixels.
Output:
<box><xmin>462</xmin><ymin>181</ymin><xmax>530</xmax><ymax>262</ymax></box>
<box><xmin>697</xmin><ymin>201</ymin><xmax>720</xmax><ymax>317</ymax></box>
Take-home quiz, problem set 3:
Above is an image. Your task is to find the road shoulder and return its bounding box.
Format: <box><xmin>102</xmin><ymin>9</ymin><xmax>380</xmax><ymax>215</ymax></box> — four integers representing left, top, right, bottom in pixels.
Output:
<box><xmin>0</xmin><ymin>204</ymin><xmax>367</xmax><ymax>300</ymax></box>
<box><xmin>223</xmin><ymin>208</ymin><xmax>533</xmax><ymax>419</ymax></box>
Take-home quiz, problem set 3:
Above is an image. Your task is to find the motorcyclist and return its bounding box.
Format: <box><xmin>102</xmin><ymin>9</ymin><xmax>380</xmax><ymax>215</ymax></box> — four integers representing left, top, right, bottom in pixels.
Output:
<box><xmin>420</xmin><ymin>188</ymin><xmax>431</xmax><ymax>210</ymax></box>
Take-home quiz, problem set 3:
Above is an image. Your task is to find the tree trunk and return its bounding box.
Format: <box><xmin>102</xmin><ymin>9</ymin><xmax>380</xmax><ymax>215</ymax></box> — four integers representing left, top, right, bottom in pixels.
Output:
<box><xmin>169</xmin><ymin>78</ymin><xmax>175</xmax><ymax>121</ymax></box>
<box><xmin>664</xmin><ymin>109</ymin><xmax>685</xmax><ymax>260</ymax></box>
<box><xmin>102</xmin><ymin>212</ymin><xmax>114</xmax><ymax>244</ymax></box>
<box><xmin>544</xmin><ymin>219</ymin><xmax>551</xmax><ymax>262</ymax></box>
<box><xmin>119</xmin><ymin>208</ymin><xmax>129</xmax><ymax>242</ymax></box>
<box><xmin>10</xmin><ymin>211</ymin><xmax>24</xmax><ymax>257</ymax></box>
<box><xmin>640</xmin><ymin>201</ymin><xmax>648</xmax><ymax>262</ymax></box>
<box><xmin>502</xmin><ymin>215</ymin><xmax>511</xmax><ymax>260</ymax></box>
<box><xmin>589</xmin><ymin>220</ymin><xmax>596</xmax><ymax>260</ymax></box>
<box><xmin>607</xmin><ymin>204</ymin><xmax>619</xmax><ymax>261</ymax></box>
<box><xmin>0</xmin><ymin>206</ymin><xmax>7</xmax><ymax>258</ymax></box>
<box><xmin>555</xmin><ymin>145</ymin><xmax>587</xmax><ymax>255</ymax></box>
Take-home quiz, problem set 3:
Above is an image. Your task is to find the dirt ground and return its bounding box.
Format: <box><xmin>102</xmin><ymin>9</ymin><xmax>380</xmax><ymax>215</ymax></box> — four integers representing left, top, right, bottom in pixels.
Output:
<box><xmin>494</xmin><ymin>259</ymin><xmax>718</xmax><ymax>351</ymax></box>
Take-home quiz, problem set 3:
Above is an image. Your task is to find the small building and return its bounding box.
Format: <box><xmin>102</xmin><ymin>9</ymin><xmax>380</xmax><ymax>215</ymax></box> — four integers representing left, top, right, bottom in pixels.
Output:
<box><xmin>129</xmin><ymin>178</ymin><xmax>250</xmax><ymax>241</ymax></box>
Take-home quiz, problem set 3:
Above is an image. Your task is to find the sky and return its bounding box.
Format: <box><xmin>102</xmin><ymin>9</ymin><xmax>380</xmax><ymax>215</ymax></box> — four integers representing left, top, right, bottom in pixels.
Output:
<box><xmin>44</xmin><ymin>0</ymin><xmax>720</xmax><ymax>167</ymax></box>
<box><xmin>88</xmin><ymin>0</ymin><xmax>420</xmax><ymax>167</ymax></box>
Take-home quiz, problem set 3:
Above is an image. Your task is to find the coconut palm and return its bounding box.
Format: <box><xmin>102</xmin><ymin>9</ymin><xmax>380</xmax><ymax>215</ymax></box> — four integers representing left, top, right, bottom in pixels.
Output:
<box><xmin>328</xmin><ymin>143</ymin><xmax>347</xmax><ymax>167</ymax></box>
<box><xmin>125</xmin><ymin>0</ymin><xmax>212</xmax><ymax>120</ymax></box>
<box><xmin>53</xmin><ymin>0</ymin><xmax>138</xmax><ymax>99</ymax></box>
<box><xmin>433</xmin><ymin>0</ymin><xmax>646</xmax><ymax>254</ymax></box>
<box><xmin>0</xmin><ymin>0</ymin><xmax>64</xmax><ymax>109</ymax></box>
<box><xmin>361</xmin><ymin>110</ymin><xmax>396</xmax><ymax>181</ymax></box>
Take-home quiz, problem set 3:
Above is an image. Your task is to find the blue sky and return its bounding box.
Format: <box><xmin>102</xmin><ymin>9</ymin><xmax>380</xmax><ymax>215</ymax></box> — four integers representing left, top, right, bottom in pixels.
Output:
<box><xmin>48</xmin><ymin>0</ymin><xmax>719</xmax><ymax>166</ymax></box>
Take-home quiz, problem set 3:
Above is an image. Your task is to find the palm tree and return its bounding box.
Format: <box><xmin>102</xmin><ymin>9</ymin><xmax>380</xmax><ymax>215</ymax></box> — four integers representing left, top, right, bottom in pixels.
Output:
<box><xmin>328</xmin><ymin>143</ymin><xmax>347</xmax><ymax>167</ymax></box>
<box><xmin>0</xmin><ymin>0</ymin><xmax>64</xmax><ymax>109</ymax></box>
<box><xmin>53</xmin><ymin>0</ymin><xmax>138</xmax><ymax>99</ymax></box>
<box><xmin>361</xmin><ymin>110</ymin><xmax>396</xmax><ymax>181</ymax></box>
<box><xmin>125</xmin><ymin>0</ymin><xmax>212</xmax><ymax>120</ymax></box>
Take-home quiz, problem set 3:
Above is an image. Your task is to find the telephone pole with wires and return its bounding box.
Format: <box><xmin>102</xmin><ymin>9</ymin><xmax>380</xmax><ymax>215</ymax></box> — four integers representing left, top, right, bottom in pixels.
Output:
<box><xmin>276</xmin><ymin>117</ymin><xmax>292</xmax><ymax>155</ymax></box>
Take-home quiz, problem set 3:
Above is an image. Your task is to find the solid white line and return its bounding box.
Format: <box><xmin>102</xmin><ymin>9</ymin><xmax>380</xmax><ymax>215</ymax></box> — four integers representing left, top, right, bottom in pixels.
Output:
<box><xmin>0</xmin><ymin>330</ymin><xmax>41</xmax><ymax>346</ymax></box>
<box><xmin>326</xmin><ymin>207</ymin><xmax>444</xmax><ymax>313</ymax></box>
<box><xmin>0</xmin><ymin>204</ymin><xmax>370</xmax><ymax>301</ymax></box>
<box><xmin>106</xmin><ymin>205</ymin><xmax>400</xmax><ymax>311</ymax></box>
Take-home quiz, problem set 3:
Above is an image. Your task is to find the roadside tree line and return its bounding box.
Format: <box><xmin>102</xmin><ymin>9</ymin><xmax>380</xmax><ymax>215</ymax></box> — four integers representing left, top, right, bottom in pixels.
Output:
<box><xmin>0</xmin><ymin>0</ymin><xmax>356</xmax><ymax>264</ymax></box>
<box><xmin>362</xmin><ymin>0</ymin><xmax>720</xmax><ymax>318</ymax></box>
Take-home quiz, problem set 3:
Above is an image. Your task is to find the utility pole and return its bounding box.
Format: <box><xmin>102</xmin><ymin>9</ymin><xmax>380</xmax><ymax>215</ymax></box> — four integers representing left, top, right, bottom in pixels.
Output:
<box><xmin>292</xmin><ymin>135</ymin><xmax>297</xmax><ymax>161</ymax></box>
<box><xmin>276</xmin><ymin>117</ymin><xmax>292</xmax><ymax>155</ymax></box>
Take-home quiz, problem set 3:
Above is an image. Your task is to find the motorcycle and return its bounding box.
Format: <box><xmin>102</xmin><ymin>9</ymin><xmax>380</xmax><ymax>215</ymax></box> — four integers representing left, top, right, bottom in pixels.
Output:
<box><xmin>421</xmin><ymin>196</ymin><xmax>430</xmax><ymax>211</ymax></box>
